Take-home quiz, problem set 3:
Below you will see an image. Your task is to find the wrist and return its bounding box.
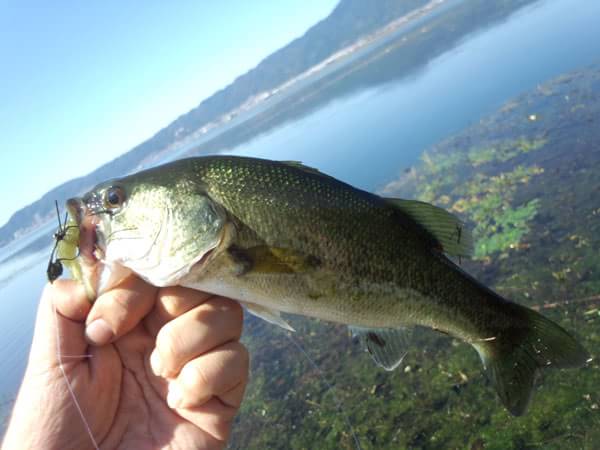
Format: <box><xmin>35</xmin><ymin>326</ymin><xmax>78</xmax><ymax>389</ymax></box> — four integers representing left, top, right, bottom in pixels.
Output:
<box><xmin>2</xmin><ymin>368</ymin><xmax>80</xmax><ymax>450</ymax></box>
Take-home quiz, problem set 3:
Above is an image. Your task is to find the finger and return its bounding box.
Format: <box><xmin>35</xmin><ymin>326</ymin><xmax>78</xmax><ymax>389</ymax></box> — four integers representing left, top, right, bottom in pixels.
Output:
<box><xmin>51</xmin><ymin>279</ymin><xmax>92</xmax><ymax>321</ymax></box>
<box><xmin>175</xmin><ymin>397</ymin><xmax>239</xmax><ymax>443</ymax></box>
<box><xmin>50</xmin><ymin>281</ymin><xmax>123</xmax><ymax>372</ymax></box>
<box><xmin>30</xmin><ymin>280</ymin><xmax>91</xmax><ymax>367</ymax></box>
<box><xmin>150</xmin><ymin>297</ymin><xmax>243</xmax><ymax>378</ymax></box>
<box><xmin>9</xmin><ymin>281</ymin><xmax>122</xmax><ymax>450</ymax></box>
<box><xmin>143</xmin><ymin>286</ymin><xmax>213</xmax><ymax>338</ymax></box>
<box><xmin>166</xmin><ymin>342</ymin><xmax>249</xmax><ymax>442</ymax></box>
<box><xmin>166</xmin><ymin>341</ymin><xmax>249</xmax><ymax>410</ymax></box>
<box><xmin>85</xmin><ymin>274</ymin><xmax>157</xmax><ymax>346</ymax></box>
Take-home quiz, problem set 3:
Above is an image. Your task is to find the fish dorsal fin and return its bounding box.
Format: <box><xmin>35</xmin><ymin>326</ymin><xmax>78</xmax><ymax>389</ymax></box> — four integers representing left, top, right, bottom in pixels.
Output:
<box><xmin>281</xmin><ymin>160</ymin><xmax>323</xmax><ymax>176</ymax></box>
<box><xmin>349</xmin><ymin>326</ymin><xmax>412</xmax><ymax>371</ymax></box>
<box><xmin>242</xmin><ymin>302</ymin><xmax>295</xmax><ymax>332</ymax></box>
<box><xmin>385</xmin><ymin>198</ymin><xmax>473</xmax><ymax>257</ymax></box>
<box><xmin>281</xmin><ymin>161</ymin><xmax>339</xmax><ymax>181</ymax></box>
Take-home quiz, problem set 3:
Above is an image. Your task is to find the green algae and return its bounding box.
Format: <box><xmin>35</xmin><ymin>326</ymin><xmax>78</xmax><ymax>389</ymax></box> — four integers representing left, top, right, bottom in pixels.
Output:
<box><xmin>417</xmin><ymin>149</ymin><xmax>545</xmax><ymax>259</ymax></box>
<box><xmin>467</xmin><ymin>137</ymin><xmax>547</xmax><ymax>167</ymax></box>
<box><xmin>227</xmin><ymin>66</ymin><xmax>600</xmax><ymax>450</ymax></box>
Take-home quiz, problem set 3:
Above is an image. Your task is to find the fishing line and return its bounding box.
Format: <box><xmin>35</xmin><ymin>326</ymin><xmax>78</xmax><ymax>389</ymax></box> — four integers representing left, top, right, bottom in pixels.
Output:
<box><xmin>283</xmin><ymin>330</ymin><xmax>363</xmax><ymax>450</ymax></box>
<box><xmin>47</xmin><ymin>202</ymin><xmax>99</xmax><ymax>447</ymax></box>
<box><xmin>52</xmin><ymin>302</ymin><xmax>99</xmax><ymax>450</ymax></box>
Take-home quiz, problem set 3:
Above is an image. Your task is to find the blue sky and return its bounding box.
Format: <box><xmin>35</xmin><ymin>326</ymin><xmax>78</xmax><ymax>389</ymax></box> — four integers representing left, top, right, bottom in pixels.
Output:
<box><xmin>0</xmin><ymin>0</ymin><xmax>338</xmax><ymax>227</ymax></box>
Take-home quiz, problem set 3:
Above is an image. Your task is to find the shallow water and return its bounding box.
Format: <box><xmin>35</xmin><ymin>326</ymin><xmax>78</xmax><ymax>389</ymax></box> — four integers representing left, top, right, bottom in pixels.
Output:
<box><xmin>203</xmin><ymin>0</ymin><xmax>600</xmax><ymax>193</ymax></box>
<box><xmin>1</xmin><ymin>0</ymin><xmax>600</xmax><ymax>446</ymax></box>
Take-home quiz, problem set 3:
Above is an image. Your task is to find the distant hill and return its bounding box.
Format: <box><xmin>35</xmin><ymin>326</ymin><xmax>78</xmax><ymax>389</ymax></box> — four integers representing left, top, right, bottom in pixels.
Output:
<box><xmin>0</xmin><ymin>0</ymin><xmax>431</xmax><ymax>247</ymax></box>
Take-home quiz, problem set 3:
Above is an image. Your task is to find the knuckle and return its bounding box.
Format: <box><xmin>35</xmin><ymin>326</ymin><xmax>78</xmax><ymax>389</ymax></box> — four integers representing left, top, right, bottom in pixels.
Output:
<box><xmin>159</xmin><ymin>292</ymin><xmax>182</xmax><ymax>316</ymax></box>
<box><xmin>194</xmin><ymin>298</ymin><xmax>243</xmax><ymax>341</ymax></box>
<box><xmin>104</xmin><ymin>294</ymin><xmax>129</xmax><ymax>325</ymax></box>
<box><xmin>88</xmin><ymin>291</ymin><xmax>127</xmax><ymax>328</ymax></box>
<box><xmin>184</xmin><ymin>363</ymin><xmax>211</xmax><ymax>391</ymax></box>
<box><xmin>95</xmin><ymin>283</ymin><xmax>155</xmax><ymax>335</ymax></box>
<box><xmin>214</xmin><ymin>297</ymin><xmax>244</xmax><ymax>328</ymax></box>
<box><xmin>231</xmin><ymin>342</ymin><xmax>250</xmax><ymax>373</ymax></box>
<box><xmin>230</xmin><ymin>301</ymin><xmax>244</xmax><ymax>326</ymax></box>
<box><xmin>158</xmin><ymin>286</ymin><xmax>210</xmax><ymax>314</ymax></box>
<box><xmin>156</xmin><ymin>323</ymin><xmax>182</xmax><ymax>366</ymax></box>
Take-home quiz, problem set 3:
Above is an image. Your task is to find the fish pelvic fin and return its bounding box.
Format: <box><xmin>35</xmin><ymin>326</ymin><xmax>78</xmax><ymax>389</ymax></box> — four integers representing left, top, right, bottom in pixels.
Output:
<box><xmin>473</xmin><ymin>304</ymin><xmax>590</xmax><ymax>416</ymax></box>
<box><xmin>242</xmin><ymin>302</ymin><xmax>296</xmax><ymax>332</ymax></box>
<box><xmin>350</xmin><ymin>326</ymin><xmax>412</xmax><ymax>371</ymax></box>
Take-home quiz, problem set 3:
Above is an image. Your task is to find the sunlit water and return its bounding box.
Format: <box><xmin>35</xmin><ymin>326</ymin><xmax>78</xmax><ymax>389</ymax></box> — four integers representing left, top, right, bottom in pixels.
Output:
<box><xmin>1</xmin><ymin>0</ymin><xmax>599</xmax><ymax>438</ymax></box>
<box><xmin>220</xmin><ymin>0</ymin><xmax>600</xmax><ymax>192</ymax></box>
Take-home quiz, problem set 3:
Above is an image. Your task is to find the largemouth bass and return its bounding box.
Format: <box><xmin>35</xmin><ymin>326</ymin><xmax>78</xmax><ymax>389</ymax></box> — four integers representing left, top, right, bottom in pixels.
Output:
<box><xmin>62</xmin><ymin>156</ymin><xmax>589</xmax><ymax>415</ymax></box>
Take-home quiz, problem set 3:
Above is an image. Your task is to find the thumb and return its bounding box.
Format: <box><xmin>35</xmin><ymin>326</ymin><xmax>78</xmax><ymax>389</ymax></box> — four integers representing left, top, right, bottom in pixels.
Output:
<box><xmin>28</xmin><ymin>280</ymin><xmax>92</xmax><ymax>369</ymax></box>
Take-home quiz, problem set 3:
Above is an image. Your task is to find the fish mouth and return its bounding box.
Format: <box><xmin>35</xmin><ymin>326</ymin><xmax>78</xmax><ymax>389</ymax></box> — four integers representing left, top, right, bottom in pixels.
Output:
<box><xmin>66</xmin><ymin>197</ymin><xmax>106</xmax><ymax>297</ymax></box>
<box><xmin>66</xmin><ymin>198</ymin><xmax>102</xmax><ymax>264</ymax></box>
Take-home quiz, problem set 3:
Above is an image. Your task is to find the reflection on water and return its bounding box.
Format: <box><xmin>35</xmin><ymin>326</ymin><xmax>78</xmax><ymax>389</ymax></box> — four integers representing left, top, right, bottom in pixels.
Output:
<box><xmin>0</xmin><ymin>259</ymin><xmax>46</xmax><ymax>429</ymax></box>
<box><xmin>1</xmin><ymin>0</ymin><xmax>600</xmax><ymax>445</ymax></box>
<box><xmin>184</xmin><ymin>0</ymin><xmax>600</xmax><ymax>194</ymax></box>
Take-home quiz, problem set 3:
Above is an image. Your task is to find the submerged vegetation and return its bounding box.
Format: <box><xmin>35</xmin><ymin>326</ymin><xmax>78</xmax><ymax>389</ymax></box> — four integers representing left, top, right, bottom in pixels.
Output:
<box><xmin>418</xmin><ymin>141</ymin><xmax>546</xmax><ymax>259</ymax></box>
<box><xmin>228</xmin><ymin>65</ymin><xmax>600</xmax><ymax>449</ymax></box>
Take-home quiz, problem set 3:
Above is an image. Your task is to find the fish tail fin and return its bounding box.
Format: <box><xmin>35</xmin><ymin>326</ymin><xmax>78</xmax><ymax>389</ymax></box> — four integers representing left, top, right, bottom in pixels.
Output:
<box><xmin>473</xmin><ymin>303</ymin><xmax>590</xmax><ymax>416</ymax></box>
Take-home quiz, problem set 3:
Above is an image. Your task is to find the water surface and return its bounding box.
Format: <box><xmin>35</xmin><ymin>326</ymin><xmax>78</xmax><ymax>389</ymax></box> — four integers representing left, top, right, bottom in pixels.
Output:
<box><xmin>1</xmin><ymin>0</ymin><xmax>599</xmax><ymax>444</ymax></box>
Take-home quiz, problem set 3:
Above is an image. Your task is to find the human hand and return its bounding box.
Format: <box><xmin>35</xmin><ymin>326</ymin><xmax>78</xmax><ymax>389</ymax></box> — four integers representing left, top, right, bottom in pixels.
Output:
<box><xmin>2</xmin><ymin>277</ymin><xmax>249</xmax><ymax>450</ymax></box>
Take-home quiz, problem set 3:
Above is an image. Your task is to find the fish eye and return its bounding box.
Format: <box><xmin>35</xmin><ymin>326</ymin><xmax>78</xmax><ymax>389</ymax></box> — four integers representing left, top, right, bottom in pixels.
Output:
<box><xmin>104</xmin><ymin>186</ymin><xmax>125</xmax><ymax>209</ymax></box>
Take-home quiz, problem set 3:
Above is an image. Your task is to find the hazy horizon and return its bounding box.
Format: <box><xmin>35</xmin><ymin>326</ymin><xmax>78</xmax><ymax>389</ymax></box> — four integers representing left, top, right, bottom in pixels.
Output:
<box><xmin>0</xmin><ymin>0</ymin><xmax>338</xmax><ymax>227</ymax></box>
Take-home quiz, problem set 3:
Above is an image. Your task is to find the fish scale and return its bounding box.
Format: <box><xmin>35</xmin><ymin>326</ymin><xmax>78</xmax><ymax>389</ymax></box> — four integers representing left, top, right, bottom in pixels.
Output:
<box><xmin>64</xmin><ymin>155</ymin><xmax>589</xmax><ymax>416</ymax></box>
<box><xmin>186</xmin><ymin>157</ymin><xmax>486</xmax><ymax>327</ymax></box>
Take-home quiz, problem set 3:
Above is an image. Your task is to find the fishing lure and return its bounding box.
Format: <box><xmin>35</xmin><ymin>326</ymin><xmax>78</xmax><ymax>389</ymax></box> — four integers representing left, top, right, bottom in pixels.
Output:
<box><xmin>47</xmin><ymin>200</ymin><xmax>79</xmax><ymax>282</ymax></box>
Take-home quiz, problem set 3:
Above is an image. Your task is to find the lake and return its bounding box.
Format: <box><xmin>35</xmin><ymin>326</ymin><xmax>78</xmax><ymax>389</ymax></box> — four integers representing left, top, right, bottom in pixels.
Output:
<box><xmin>1</xmin><ymin>0</ymin><xmax>600</xmax><ymax>446</ymax></box>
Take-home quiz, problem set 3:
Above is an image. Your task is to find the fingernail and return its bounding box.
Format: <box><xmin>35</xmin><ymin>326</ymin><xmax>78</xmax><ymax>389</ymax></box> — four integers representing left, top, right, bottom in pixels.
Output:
<box><xmin>150</xmin><ymin>350</ymin><xmax>163</xmax><ymax>377</ymax></box>
<box><xmin>167</xmin><ymin>382</ymin><xmax>182</xmax><ymax>409</ymax></box>
<box><xmin>85</xmin><ymin>319</ymin><xmax>114</xmax><ymax>345</ymax></box>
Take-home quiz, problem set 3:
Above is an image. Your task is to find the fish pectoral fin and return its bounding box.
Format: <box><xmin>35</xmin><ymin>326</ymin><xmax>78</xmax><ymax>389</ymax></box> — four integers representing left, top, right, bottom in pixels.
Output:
<box><xmin>384</xmin><ymin>198</ymin><xmax>473</xmax><ymax>257</ymax></box>
<box><xmin>242</xmin><ymin>302</ymin><xmax>295</xmax><ymax>332</ymax></box>
<box><xmin>349</xmin><ymin>325</ymin><xmax>412</xmax><ymax>371</ymax></box>
<box><xmin>228</xmin><ymin>245</ymin><xmax>320</xmax><ymax>275</ymax></box>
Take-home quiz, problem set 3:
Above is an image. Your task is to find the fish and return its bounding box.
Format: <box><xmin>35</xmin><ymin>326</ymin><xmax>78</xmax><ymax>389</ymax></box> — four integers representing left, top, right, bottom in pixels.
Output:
<box><xmin>63</xmin><ymin>155</ymin><xmax>589</xmax><ymax>416</ymax></box>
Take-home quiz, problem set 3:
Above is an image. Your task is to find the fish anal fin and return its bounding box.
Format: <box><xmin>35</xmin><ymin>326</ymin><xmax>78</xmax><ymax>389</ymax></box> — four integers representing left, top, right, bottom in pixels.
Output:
<box><xmin>385</xmin><ymin>198</ymin><xmax>473</xmax><ymax>257</ymax></box>
<box><xmin>242</xmin><ymin>302</ymin><xmax>295</xmax><ymax>332</ymax></box>
<box><xmin>350</xmin><ymin>326</ymin><xmax>412</xmax><ymax>371</ymax></box>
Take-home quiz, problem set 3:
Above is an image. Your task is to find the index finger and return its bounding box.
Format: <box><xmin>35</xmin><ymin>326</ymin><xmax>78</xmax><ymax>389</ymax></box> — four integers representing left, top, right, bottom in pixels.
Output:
<box><xmin>84</xmin><ymin>274</ymin><xmax>158</xmax><ymax>345</ymax></box>
<box><xmin>143</xmin><ymin>286</ymin><xmax>214</xmax><ymax>338</ymax></box>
